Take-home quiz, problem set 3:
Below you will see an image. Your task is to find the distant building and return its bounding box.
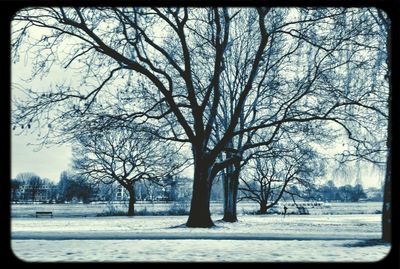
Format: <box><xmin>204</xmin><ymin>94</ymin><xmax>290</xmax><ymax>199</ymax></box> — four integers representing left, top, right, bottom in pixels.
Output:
<box><xmin>12</xmin><ymin>182</ymin><xmax>57</xmax><ymax>203</ymax></box>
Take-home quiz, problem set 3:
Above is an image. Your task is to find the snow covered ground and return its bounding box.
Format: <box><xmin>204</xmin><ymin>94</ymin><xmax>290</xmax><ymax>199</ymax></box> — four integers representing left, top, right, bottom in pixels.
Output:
<box><xmin>11</xmin><ymin>214</ymin><xmax>391</xmax><ymax>262</ymax></box>
<box><xmin>12</xmin><ymin>239</ymin><xmax>389</xmax><ymax>262</ymax></box>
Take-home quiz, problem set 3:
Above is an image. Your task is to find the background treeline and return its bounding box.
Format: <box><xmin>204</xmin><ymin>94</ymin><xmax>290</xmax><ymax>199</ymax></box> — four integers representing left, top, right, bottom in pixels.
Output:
<box><xmin>11</xmin><ymin>172</ymin><xmax>382</xmax><ymax>204</ymax></box>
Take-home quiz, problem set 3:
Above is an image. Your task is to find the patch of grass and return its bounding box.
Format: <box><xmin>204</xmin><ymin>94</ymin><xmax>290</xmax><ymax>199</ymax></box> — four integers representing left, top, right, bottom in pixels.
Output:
<box><xmin>96</xmin><ymin>210</ymin><xmax>128</xmax><ymax>217</ymax></box>
<box><xmin>134</xmin><ymin>203</ymin><xmax>189</xmax><ymax>216</ymax></box>
<box><xmin>96</xmin><ymin>203</ymin><xmax>128</xmax><ymax>217</ymax></box>
<box><xmin>241</xmin><ymin>208</ymin><xmax>282</xmax><ymax>215</ymax></box>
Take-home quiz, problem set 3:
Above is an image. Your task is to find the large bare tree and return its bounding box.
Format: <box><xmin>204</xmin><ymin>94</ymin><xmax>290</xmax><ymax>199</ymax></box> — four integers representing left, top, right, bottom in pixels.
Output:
<box><xmin>12</xmin><ymin>7</ymin><xmax>389</xmax><ymax>228</ymax></box>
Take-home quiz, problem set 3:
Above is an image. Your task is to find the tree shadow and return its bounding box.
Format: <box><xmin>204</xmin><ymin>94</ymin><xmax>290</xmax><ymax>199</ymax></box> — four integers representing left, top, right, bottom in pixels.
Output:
<box><xmin>168</xmin><ymin>222</ymin><xmax>224</xmax><ymax>229</ymax></box>
<box><xmin>343</xmin><ymin>239</ymin><xmax>389</xmax><ymax>247</ymax></box>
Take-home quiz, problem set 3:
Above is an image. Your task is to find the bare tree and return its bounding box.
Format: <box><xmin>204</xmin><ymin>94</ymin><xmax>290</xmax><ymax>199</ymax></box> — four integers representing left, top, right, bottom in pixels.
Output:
<box><xmin>364</xmin><ymin>8</ymin><xmax>392</xmax><ymax>243</ymax></box>
<box><xmin>27</xmin><ymin>176</ymin><xmax>44</xmax><ymax>202</ymax></box>
<box><xmin>239</xmin><ymin>142</ymin><xmax>324</xmax><ymax>214</ymax></box>
<box><xmin>72</xmin><ymin>127</ymin><xmax>185</xmax><ymax>216</ymax></box>
<box><xmin>11</xmin><ymin>179</ymin><xmax>23</xmax><ymax>202</ymax></box>
<box><xmin>15</xmin><ymin>172</ymin><xmax>44</xmax><ymax>202</ymax></box>
<box><xmin>205</xmin><ymin>8</ymin><xmax>388</xmax><ymax>222</ymax></box>
<box><xmin>11</xmin><ymin>7</ymin><xmax>388</xmax><ymax>227</ymax></box>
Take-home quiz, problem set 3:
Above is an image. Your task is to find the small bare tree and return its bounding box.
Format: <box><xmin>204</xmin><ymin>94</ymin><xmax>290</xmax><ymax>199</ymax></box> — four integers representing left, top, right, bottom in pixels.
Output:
<box><xmin>16</xmin><ymin>172</ymin><xmax>44</xmax><ymax>202</ymax></box>
<box><xmin>73</xmin><ymin>127</ymin><xmax>186</xmax><ymax>216</ymax></box>
<box><xmin>239</xmin><ymin>143</ymin><xmax>324</xmax><ymax>214</ymax></box>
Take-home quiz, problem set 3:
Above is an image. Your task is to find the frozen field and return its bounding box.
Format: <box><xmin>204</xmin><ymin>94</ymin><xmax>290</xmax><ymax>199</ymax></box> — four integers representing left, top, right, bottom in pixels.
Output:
<box><xmin>11</xmin><ymin>214</ymin><xmax>390</xmax><ymax>262</ymax></box>
<box><xmin>11</xmin><ymin>201</ymin><xmax>383</xmax><ymax>217</ymax></box>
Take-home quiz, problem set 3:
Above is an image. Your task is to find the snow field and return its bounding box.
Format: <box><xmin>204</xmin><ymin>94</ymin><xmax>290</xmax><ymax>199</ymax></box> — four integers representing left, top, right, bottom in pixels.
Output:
<box><xmin>11</xmin><ymin>214</ymin><xmax>390</xmax><ymax>262</ymax></box>
<box><xmin>12</xmin><ymin>239</ymin><xmax>390</xmax><ymax>262</ymax></box>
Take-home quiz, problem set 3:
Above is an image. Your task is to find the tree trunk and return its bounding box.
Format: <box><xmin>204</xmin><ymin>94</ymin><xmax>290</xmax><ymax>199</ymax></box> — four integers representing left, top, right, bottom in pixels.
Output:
<box><xmin>259</xmin><ymin>201</ymin><xmax>268</xmax><ymax>214</ymax></box>
<box><xmin>186</xmin><ymin>158</ymin><xmax>214</xmax><ymax>228</ymax></box>
<box><xmin>222</xmin><ymin>161</ymin><xmax>240</xmax><ymax>222</ymax></box>
<box><xmin>382</xmin><ymin>81</ymin><xmax>391</xmax><ymax>242</ymax></box>
<box><xmin>127</xmin><ymin>184</ymin><xmax>135</xmax><ymax>217</ymax></box>
<box><xmin>382</xmin><ymin>13</ymin><xmax>392</xmax><ymax>243</ymax></box>
<box><xmin>382</xmin><ymin>159</ymin><xmax>391</xmax><ymax>242</ymax></box>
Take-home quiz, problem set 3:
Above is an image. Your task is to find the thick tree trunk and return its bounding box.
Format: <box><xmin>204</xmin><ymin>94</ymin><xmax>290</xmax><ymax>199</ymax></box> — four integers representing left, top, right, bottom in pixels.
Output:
<box><xmin>186</xmin><ymin>158</ymin><xmax>214</xmax><ymax>228</ymax></box>
<box><xmin>127</xmin><ymin>184</ymin><xmax>135</xmax><ymax>217</ymax></box>
<box><xmin>222</xmin><ymin>161</ymin><xmax>240</xmax><ymax>222</ymax></box>
<box><xmin>259</xmin><ymin>201</ymin><xmax>268</xmax><ymax>214</ymax></box>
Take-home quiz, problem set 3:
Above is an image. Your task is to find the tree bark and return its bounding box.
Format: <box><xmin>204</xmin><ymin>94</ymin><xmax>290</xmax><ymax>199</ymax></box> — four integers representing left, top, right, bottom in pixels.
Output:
<box><xmin>222</xmin><ymin>161</ymin><xmax>240</xmax><ymax>222</ymax></box>
<box><xmin>186</xmin><ymin>156</ymin><xmax>214</xmax><ymax>228</ymax></box>
<box><xmin>127</xmin><ymin>184</ymin><xmax>135</xmax><ymax>217</ymax></box>
<box><xmin>382</xmin><ymin>152</ymin><xmax>391</xmax><ymax>242</ymax></box>
<box><xmin>382</xmin><ymin>12</ymin><xmax>392</xmax><ymax>243</ymax></box>
<box><xmin>382</xmin><ymin>66</ymin><xmax>392</xmax><ymax>242</ymax></box>
<box><xmin>259</xmin><ymin>201</ymin><xmax>268</xmax><ymax>214</ymax></box>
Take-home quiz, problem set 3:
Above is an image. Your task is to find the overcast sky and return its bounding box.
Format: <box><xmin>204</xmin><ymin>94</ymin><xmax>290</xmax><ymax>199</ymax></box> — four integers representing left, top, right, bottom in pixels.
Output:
<box><xmin>11</xmin><ymin>131</ymin><xmax>72</xmax><ymax>181</ymax></box>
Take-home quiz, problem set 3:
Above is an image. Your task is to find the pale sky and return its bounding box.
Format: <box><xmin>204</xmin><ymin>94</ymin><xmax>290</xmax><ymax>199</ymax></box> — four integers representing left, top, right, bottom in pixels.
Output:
<box><xmin>11</xmin><ymin>131</ymin><xmax>72</xmax><ymax>182</ymax></box>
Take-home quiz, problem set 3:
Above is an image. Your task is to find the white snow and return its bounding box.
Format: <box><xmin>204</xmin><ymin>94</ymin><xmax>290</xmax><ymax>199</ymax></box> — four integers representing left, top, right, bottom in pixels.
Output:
<box><xmin>11</xmin><ymin>214</ymin><xmax>391</xmax><ymax>262</ymax></box>
<box><xmin>11</xmin><ymin>214</ymin><xmax>382</xmax><ymax>236</ymax></box>
<box><xmin>12</xmin><ymin>239</ymin><xmax>390</xmax><ymax>262</ymax></box>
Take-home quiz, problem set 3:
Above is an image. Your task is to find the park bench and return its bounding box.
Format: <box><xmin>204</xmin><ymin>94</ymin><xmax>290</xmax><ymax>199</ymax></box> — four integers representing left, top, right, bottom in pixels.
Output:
<box><xmin>35</xmin><ymin>211</ymin><xmax>53</xmax><ymax>218</ymax></box>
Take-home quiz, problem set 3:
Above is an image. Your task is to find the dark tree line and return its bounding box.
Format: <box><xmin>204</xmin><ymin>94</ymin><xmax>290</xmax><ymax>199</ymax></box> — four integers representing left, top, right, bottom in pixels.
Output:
<box><xmin>312</xmin><ymin>180</ymin><xmax>367</xmax><ymax>203</ymax></box>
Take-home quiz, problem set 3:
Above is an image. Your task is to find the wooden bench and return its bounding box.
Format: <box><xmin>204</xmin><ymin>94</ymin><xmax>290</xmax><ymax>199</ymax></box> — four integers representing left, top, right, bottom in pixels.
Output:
<box><xmin>35</xmin><ymin>211</ymin><xmax>53</xmax><ymax>218</ymax></box>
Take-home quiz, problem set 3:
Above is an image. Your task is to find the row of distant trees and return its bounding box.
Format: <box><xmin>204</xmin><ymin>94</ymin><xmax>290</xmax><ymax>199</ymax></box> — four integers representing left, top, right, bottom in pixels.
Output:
<box><xmin>314</xmin><ymin>181</ymin><xmax>367</xmax><ymax>202</ymax></box>
<box><xmin>10</xmin><ymin>171</ymin><xmax>194</xmax><ymax>204</ymax></box>
<box><xmin>11</xmin><ymin>171</ymin><xmax>381</xmax><ymax>206</ymax></box>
